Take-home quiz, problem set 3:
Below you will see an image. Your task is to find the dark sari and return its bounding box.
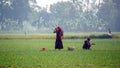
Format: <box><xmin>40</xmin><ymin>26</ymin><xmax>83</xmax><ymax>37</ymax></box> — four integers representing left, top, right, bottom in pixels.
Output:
<box><xmin>83</xmin><ymin>40</ymin><xmax>91</xmax><ymax>49</ymax></box>
<box><xmin>54</xmin><ymin>26</ymin><xmax>63</xmax><ymax>49</ymax></box>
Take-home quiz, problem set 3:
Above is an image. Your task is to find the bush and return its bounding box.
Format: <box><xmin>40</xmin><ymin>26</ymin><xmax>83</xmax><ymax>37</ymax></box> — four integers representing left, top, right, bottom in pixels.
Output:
<box><xmin>89</xmin><ymin>34</ymin><xmax>112</xmax><ymax>39</ymax></box>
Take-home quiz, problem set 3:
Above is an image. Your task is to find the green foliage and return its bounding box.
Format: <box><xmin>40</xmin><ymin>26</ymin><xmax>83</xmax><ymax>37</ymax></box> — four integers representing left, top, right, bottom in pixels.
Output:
<box><xmin>0</xmin><ymin>39</ymin><xmax>120</xmax><ymax>67</ymax></box>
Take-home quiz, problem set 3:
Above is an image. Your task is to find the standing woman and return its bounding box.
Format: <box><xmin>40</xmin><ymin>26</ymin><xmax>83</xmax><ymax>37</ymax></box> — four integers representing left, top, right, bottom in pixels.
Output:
<box><xmin>53</xmin><ymin>26</ymin><xmax>64</xmax><ymax>50</ymax></box>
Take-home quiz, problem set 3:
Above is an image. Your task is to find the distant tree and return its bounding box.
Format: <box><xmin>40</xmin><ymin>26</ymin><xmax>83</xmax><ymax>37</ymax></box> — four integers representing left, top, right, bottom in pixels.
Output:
<box><xmin>0</xmin><ymin>0</ymin><xmax>12</xmax><ymax>30</ymax></box>
<box><xmin>97</xmin><ymin>0</ymin><xmax>120</xmax><ymax>31</ymax></box>
<box><xmin>0</xmin><ymin>0</ymin><xmax>36</xmax><ymax>30</ymax></box>
<box><xmin>112</xmin><ymin>0</ymin><xmax>120</xmax><ymax>31</ymax></box>
<box><xmin>49</xmin><ymin>0</ymin><xmax>105</xmax><ymax>32</ymax></box>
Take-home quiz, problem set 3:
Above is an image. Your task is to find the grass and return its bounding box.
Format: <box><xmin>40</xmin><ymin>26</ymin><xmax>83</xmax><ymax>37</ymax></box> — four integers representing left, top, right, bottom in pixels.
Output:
<box><xmin>0</xmin><ymin>39</ymin><xmax>120</xmax><ymax>68</ymax></box>
<box><xmin>0</xmin><ymin>32</ymin><xmax>120</xmax><ymax>39</ymax></box>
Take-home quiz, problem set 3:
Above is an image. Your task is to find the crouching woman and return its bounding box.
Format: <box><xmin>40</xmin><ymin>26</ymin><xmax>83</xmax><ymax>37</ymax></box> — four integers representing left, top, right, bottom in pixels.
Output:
<box><xmin>82</xmin><ymin>38</ymin><xmax>91</xmax><ymax>50</ymax></box>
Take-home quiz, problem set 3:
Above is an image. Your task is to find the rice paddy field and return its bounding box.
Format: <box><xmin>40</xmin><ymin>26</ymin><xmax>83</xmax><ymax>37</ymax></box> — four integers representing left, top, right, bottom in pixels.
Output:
<box><xmin>0</xmin><ymin>33</ymin><xmax>120</xmax><ymax>68</ymax></box>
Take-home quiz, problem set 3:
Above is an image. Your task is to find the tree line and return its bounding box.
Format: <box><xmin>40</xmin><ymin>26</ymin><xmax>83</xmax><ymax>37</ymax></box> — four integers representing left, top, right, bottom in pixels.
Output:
<box><xmin>0</xmin><ymin>0</ymin><xmax>120</xmax><ymax>33</ymax></box>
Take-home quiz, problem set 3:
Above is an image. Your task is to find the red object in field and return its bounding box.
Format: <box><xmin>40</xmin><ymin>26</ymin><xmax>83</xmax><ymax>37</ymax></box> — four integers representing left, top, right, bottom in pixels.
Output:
<box><xmin>42</xmin><ymin>48</ymin><xmax>46</xmax><ymax>51</ymax></box>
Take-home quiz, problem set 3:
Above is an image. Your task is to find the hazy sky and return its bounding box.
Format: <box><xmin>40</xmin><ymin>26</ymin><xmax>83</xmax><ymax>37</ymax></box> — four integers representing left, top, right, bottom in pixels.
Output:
<box><xmin>36</xmin><ymin>0</ymin><xmax>69</xmax><ymax>7</ymax></box>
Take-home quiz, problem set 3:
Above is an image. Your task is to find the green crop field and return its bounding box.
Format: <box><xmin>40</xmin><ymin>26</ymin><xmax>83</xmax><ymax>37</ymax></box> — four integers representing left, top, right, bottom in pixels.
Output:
<box><xmin>0</xmin><ymin>38</ymin><xmax>120</xmax><ymax>68</ymax></box>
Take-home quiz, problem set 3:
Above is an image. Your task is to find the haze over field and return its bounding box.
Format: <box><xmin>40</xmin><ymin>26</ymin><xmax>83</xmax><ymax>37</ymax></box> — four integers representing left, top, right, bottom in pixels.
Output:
<box><xmin>0</xmin><ymin>0</ymin><xmax>120</xmax><ymax>33</ymax></box>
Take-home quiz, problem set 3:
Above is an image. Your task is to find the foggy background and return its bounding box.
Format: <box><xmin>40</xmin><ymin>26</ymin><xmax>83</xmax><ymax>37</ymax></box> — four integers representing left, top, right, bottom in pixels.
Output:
<box><xmin>0</xmin><ymin>0</ymin><xmax>120</xmax><ymax>34</ymax></box>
